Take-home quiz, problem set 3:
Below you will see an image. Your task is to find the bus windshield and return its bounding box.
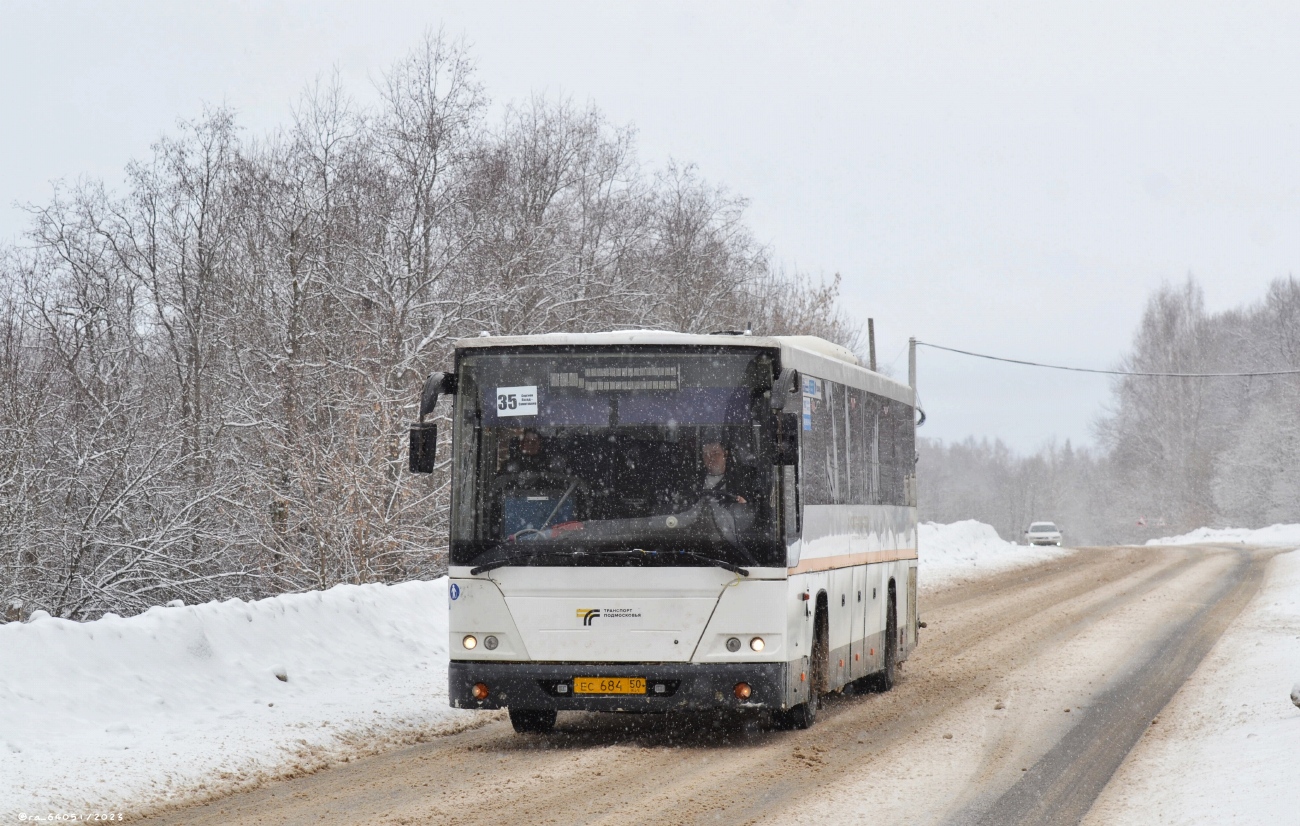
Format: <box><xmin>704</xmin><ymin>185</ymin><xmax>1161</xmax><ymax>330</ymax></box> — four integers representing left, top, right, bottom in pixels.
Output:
<box><xmin>449</xmin><ymin>347</ymin><xmax>783</xmax><ymax>569</ymax></box>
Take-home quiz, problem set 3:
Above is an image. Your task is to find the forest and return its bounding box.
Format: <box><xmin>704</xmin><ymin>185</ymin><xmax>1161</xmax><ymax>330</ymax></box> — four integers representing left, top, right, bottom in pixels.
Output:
<box><xmin>920</xmin><ymin>276</ymin><xmax>1300</xmax><ymax>546</ymax></box>
<box><xmin>2</xmin><ymin>34</ymin><xmax>1296</xmax><ymax>620</ymax></box>
<box><xmin>0</xmin><ymin>35</ymin><xmax>857</xmax><ymax>620</ymax></box>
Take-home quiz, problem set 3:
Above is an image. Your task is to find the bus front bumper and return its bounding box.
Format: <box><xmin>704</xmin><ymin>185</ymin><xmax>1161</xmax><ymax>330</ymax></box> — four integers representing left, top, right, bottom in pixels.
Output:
<box><xmin>449</xmin><ymin>660</ymin><xmax>790</xmax><ymax>712</ymax></box>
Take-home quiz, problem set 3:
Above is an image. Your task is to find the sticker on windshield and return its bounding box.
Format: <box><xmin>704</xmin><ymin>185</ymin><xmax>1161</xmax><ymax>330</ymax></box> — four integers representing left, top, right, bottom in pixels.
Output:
<box><xmin>802</xmin><ymin>376</ymin><xmax>821</xmax><ymax>399</ymax></box>
<box><xmin>802</xmin><ymin>396</ymin><xmax>812</xmax><ymax>430</ymax></box>
<box><xmin>495</xmin><ymin>386</ymin><xmax>538</xmax><ymax>416</ymax></box>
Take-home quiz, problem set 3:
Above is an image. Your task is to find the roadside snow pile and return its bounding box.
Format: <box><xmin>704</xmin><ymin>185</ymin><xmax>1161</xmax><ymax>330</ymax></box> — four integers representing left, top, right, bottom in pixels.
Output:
<box><xmin>1085</xmin><ymin>550</ymin><xmax>1300</xmax><ymax>824</ymax></box>
<box><xmin>920</xmin><ymin>520</ymin><xmax>1071</xmax><ymax>588</ymax></box>
<box><xmin>1145</xmin><ymin>524</ymin><xmax>1300</xmax><ymax>547</ymax></box>
<box><xmin>0</xmin><ymin>579</ymin><xmax>472</xmax><ymax>818</ymax></box>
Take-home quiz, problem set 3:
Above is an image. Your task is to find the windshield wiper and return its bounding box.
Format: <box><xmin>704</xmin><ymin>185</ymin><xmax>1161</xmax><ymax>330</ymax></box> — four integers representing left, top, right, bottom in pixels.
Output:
<box><xmin>470</xmin><ymin>547</ymin><xmax>750</xmax><ymax>577</ymax></box>
<box><xmin>668</xmin><ymin>550</ymin><xmax>750</xmax><ymax>577</ymax></box>
<box><xmin>586</xmin><ymin>548</ymin><xmax>750</xmax><ymax>576</ymax></box>
<box><xmin>469</xmin><ymin>550</ymin><xmax>583</xmax><ymax>575</ymax></box>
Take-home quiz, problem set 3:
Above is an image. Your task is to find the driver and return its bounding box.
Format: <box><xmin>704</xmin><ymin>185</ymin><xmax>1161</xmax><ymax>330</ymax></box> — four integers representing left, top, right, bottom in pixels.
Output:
<box><xmin>698</xmin><ymin>438</ymin><xmax>755</xmax><ymax>504</ymax></box>
<box><xmin>505</xmin><ymin>429</ymin><xmax>558</xmax><ymax>474</ymax></box>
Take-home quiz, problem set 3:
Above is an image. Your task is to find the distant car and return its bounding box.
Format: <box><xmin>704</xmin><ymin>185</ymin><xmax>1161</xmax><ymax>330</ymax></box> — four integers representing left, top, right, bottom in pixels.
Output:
<box><xmin>1025</xmin><ymin>522</ymin><xmax>1063</xmax><ymax>546</ymax></box>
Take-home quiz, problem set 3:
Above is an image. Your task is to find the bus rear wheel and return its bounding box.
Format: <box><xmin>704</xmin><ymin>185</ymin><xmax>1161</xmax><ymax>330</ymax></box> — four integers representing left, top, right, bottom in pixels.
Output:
<box><xmin>880</xmin><ymin>590</ymin><xmax>898</xmax><ymax>691</ymax></box>
<box><xmin>508</xmin><ymin>708</ymin><xmax>557</xmax><ymax>733</ymax></box>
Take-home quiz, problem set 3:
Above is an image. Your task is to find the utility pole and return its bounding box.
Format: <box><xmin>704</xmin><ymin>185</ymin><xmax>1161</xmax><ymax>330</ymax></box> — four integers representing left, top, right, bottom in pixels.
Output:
<box><xmin>868</xmin><ymin>318</ymin><xmax>877</xmax><ymax>372</ymax></box>
<box><xmin>909</xmin><ymin>337</ymin><xmax>917</xmax><ymax>389</ymax></box>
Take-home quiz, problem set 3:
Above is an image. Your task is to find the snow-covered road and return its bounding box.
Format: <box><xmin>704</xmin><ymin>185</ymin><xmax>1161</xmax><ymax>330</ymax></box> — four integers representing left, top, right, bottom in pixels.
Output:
<box><xmin>1085</xmin><ymin>547</ymin><xmax>1300</xmax><ymax>825</ymax></box>
<box><xmin>5</xmin><ymin>524</ymin><xmax>1298</xmax><ymax>824</ymax></box>
<box><xmin>131</xmin><ymin>541</ymin><xmax>1292</xmax><ymax>826</ymax></box>
<box><xmin>0</xmin><ymin>519</ymin><xmax>1057</xmax><ymax>820</ymax></box>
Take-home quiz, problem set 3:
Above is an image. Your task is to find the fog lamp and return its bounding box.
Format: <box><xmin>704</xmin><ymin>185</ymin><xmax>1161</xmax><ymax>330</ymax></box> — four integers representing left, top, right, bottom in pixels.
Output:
<box><xmin>462</xmin><ymin>634</ymin><xmax>478</xmax><ymax>650</ymax></box>
<box><xmin>472</xmin><ymin>682</ymin><xmax>489</xmax><ymax>700</ymax></box>
<box><xmin>750</xmin><ymin>636</ymin><xmax>765</xmax><ymax>652</ymax></box>
<box><xmin>734</xmin><ymin>682</ymin><xmax>752</xmax><ymax>700</ymax></box>
<box><xmin>484</xmin><ymin>635</ymin><xmax>499</xmax><ymax>650</ymax></box>
<box><xmin>726</xmin><ymin>637</ymin><xmax>741</xmax><ymax>652</ymax></box>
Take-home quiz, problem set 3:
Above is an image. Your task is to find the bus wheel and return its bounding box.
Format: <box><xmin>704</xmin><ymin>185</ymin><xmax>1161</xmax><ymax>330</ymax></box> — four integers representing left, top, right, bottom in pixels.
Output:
<box><xmin>508</xmin><ymin>708</ymin><xmax>557</xmax><ymax>733</ymax></box>
<box><xmin>775</xmin><ymin>601</ymin><xmax>827</xmax><ymax>730</ymax></box>
<box><xmin>881</xmin><ymin>591</ymin><xmax>898</xmax><ymax>691</ymax></box>
<box><xmin>773</xmin><ymin>699</ymin><xmax>816</xmax><ymax>730</ymax></box>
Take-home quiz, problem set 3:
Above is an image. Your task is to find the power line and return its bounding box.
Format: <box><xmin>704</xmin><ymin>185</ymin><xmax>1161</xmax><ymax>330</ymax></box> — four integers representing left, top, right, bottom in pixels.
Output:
<box><xmin>914</xmin><ymin>341</ymin><xmax>1300</xmax><ymax>378</ymax></box>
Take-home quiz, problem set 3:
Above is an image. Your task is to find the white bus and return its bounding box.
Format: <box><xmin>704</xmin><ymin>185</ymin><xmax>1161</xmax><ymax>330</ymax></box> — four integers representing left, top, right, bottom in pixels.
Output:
<box><xmin>409</xmin><ymin>331</ymin><xmax>919</xmax><ymax>732</ymax></box>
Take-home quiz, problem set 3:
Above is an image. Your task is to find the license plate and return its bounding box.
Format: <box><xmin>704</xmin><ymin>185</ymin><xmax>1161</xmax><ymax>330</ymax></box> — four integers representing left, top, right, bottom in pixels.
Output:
<box><xmin>573</xmin><ymin>677</ymin><xmax>646</xmax><ymax>695</ymax></box>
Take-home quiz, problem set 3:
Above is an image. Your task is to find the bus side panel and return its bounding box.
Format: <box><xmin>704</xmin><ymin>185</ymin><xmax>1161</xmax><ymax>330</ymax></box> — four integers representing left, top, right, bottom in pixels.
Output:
<box><xmin>904</xmin><ymin>563</ymin><xmax>919</xmax><ymax>659</ymax></box>
<box><xmin>850</xmin><ymin>563</ymin><xmax>867</xmax><ymax>680</ymax></box>
<box><xmin>785</xmin><ymin>573</ymin><xmax>813</xmax><ymax>708</ymax></box>
<box><xmin>829</xmin><ymin>566</ymin><xmax>854</xmax><ymax>690</ymax></box>
<box><xmin>868</xmin><ymin>564</ymin><xmax>889</xmax><ymax>676</ymax></box>
<box><xmin>887</xmin><ymin>560</ymin><xmax>916</xmax><ymax>664</ymax></box>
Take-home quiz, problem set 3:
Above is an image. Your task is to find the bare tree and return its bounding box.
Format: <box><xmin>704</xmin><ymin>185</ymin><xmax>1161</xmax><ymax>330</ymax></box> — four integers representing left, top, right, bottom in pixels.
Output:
<box><xmin>0</xmin><ymin>33</ymin><xmax>867</xmax><ymax>619</ymax></box>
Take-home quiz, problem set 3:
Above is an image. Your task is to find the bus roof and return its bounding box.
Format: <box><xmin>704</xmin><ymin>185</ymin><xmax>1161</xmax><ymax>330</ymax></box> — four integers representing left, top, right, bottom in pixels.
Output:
<box><xmin>454</xmin><ymin>330</ymin><xmax>915</xmax><ymax>405</ymax></box>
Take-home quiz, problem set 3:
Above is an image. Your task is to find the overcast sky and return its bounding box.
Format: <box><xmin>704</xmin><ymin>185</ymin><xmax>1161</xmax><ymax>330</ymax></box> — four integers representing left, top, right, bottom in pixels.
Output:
<box><xmin>3</xmin><ymin>1</ymin><xmax>1298</xmax><ymax>451</ymax></box>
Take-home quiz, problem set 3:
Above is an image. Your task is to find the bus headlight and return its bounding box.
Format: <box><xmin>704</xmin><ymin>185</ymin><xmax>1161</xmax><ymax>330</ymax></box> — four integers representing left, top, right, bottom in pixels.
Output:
<box><xmin>462</xmin><ymin>634</ymin><xmax>478</xmax><ymax>650</ymax></box>
<box><xmin>750</xmin><ymin>637</ymin><xmax>765</xmax><ymax>652</ymax></box>
<box><xmin>484</xmin><ymin>635</ymin><xmax>499</xmax><ymax>650</ymax></box>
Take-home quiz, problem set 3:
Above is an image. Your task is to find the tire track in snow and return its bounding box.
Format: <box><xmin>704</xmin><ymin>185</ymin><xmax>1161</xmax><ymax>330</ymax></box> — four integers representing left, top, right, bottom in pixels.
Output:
<box><xmin>948</xmin><ymin>546</ymin><xmax>1272</xmax><ymax>826</ymax></box>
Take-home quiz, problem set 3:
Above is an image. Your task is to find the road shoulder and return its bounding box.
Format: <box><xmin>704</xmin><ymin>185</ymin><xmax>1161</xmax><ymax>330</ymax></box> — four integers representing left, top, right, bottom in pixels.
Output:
<box><xmin>1083</xmin><ymin>548</ymin><xmax>1300</xmax><ymax>826</ymax></box>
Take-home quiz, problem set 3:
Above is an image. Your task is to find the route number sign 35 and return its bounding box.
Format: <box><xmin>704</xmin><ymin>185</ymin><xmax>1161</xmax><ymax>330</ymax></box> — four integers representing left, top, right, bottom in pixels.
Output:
<box><xmin>496</xmin><ymin>386</ymin><xmax>538</xmax><ymax>417</ymax></box>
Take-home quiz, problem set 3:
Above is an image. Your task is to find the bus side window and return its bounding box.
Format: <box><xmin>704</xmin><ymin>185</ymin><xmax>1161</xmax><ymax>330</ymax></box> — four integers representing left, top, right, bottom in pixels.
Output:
<box><xmin>857</xmin><ymin>391</ymin><xmax>882</xmax><ymax>505</ymax></box>
<box><xmin>879</xmin><ymin>401</ymin><xmax>912</xmax><ymax>506</ymax></box>
<box><xmin>800</xmin><ymin>379</ymin><xmax>831</xmax><ymax>506</ymax></box>
<box><xmin>782</xmin><ymin>464</ymin><xmax>799</xmax><ymax>541</ymax></box>
<box><xmin>847</xmin><ymin>387</ymin><xmax>868</xmax><ymax>505</ymax></box>
<box><xmin>828</xmin><ymin>381</ymin><xmax>848</xmax><ymax>505</ymax></box>
<box><xmin>881</xmin><ymin>403</ymin><xmax>900</xmax><ymax>505</ymax></box>
<box><xmin>782</xmin><ymin>384</ymin><xmax>802</xmax><ymax>541</ymax></box>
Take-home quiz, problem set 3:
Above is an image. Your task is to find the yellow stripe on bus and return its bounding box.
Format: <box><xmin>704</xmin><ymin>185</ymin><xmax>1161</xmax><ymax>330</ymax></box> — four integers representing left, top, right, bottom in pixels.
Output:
<box><xmin>787</xmin><ymin>548</ymin><xmax>918</xmax><ymax>575</ymax></box>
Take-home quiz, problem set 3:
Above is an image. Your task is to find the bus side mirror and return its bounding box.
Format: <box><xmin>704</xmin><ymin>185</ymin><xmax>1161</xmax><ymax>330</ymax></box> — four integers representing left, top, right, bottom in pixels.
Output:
<box><xmin>410</xmin><ymin>371</ymin><xmax>456</xmax><ymax>474</ymax></box>
<box><xmin>774</xmin><ymin>412</ymin><xmax>799</xmax><ymax>465</ymax></box>
<box><xmin>771</xmin><ymin>368</ymin><xmax>799</xmax><ymax>410</ymax></box>
<box><xmin>419</xmin><ymin>371</ymin><xmax>457</xmax><ymax>418</ymax></box>
<box><xmin>409</xmin><ymin>422</ymin><xmax>438</xmax><ymax>474</ymax></box>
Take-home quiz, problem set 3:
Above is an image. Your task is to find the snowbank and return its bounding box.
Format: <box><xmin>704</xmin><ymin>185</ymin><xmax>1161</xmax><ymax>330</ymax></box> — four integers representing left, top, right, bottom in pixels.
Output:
<box><xmin>0</xmin><ymin>520</ymin><xmax>1065</xmax><ymax>817</ymax></box>
<box><xmin>1145</xmin><ymin>523</ymin><xmax>1300</xmax><ymax>547</ymax></box>
<box><xmin>1086</xmin><ymin>549</ymin><xmax>1300</xmax><ymax>824</ymax></box>
<box><xmin>920</xmin><ymin>519</ymin><xmax>1072</xmax><ymax>588</ymax></box>
<box><xmin>0</xmin><ymin>579</ymin><xmax>472</xmax><ymax>818</ymax></box>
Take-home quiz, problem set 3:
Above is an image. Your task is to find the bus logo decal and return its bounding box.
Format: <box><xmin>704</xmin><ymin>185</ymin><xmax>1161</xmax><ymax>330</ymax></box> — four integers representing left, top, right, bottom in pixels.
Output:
<box><xmin>577</xmin><ymin>608</ymin><xmax>601</xmax><ymax>626</ymax></box>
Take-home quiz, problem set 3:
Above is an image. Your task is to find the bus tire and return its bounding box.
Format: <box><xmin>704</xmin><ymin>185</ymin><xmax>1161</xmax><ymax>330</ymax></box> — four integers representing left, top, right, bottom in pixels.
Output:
<box><xmin>881</xmin><ymin>589</ymin><xmax>898</xmax><ymax>691</ymax></box>
<box><xmin>508</xmin><ymin>708</ymin><xmax>557</xmax><ymax>734</ymax></box>
<box><xmin>810</xmin><ymin>599</ymin><xmax>829</xmax><ymax>703</ymax></box>
<box><xmin>773</xmin><ymin>699</ymin><xmax>816</xmax><ymax>730</ymax></box>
